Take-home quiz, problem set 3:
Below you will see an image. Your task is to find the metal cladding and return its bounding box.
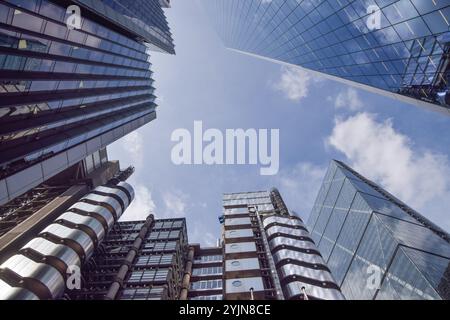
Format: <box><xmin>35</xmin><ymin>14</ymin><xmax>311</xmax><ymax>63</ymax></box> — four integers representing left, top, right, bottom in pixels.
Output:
<box><xmin>0</xmin><ymin>182</ymin><xmax>134</xmax><ymax>300</ymax></box>
<box><xmin>262</xmin><ymin>215</ymin><xmax>345</xmax><ymax>300</ymax></box>
<box><xmin>0</xmin><ymin>279</ymin><xmax>39</xmax><ymax>300</ymax></box>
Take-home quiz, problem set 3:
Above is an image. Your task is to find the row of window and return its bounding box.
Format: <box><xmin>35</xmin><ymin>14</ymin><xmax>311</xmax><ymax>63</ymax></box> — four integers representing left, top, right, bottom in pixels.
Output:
<box><xmin>3</xmin><ymin>107</ymin><xmax>152</xmax><ymax>164</ymax></box>
<box><xmin>0</xmin><ymin>53</ymin><xmax>150</xmax><ymax>78</ymax></box>
<box><xmin>2</xmin><ymin>0</ymin><xmax>147</xmax><ymax>57</ymax></box>
<box><xmin>190</xmin><ymin>279</ymin><xmax>223</xmax><ymax>291</ymax></box>
<box><xmin>0</xmin><ymin>25</ymin><xmax>149</xmax><ymax>70</ymax></box>
<box><xmin>102</xmin><ymin>0</ymin><xmax>173</xmax><ymax>49</ymax></box>
<box><xmin>223</xmin><ymin>198</ymin><xmax>273</xmax><ymax>207</ymax></box>
<box><xmin>142</xmin><ymin>241</ymin><xmax>178</xmax><ymax>253</ymax></box>
<box><xmin>0</xmin><ymin>88</ymin><xmax>152</xmax><ymax>120</ymax></box>
<box><xmin>121</xmin><ymin>287</ymin><xmax>165</xmax><ymax>300</ymax></box>
<box><xmin>192</xmin><ymin>266</ymin><xmax>223</xmax><ymax>276</ymax></box>
<box><xmin>194</xmin><ymin>255</ymin><xmax>222</xmax><ymax>263</ymax></box>
<box><xmin>127</xmin><ymin>269</ymin><xmax>169</xmax><ymax>285</ymax></box>
<box><xmin>1</xmin><ymin>79</ymin><xmax>153</xmax><ymax>94</ymax></box>
<box><xmin>148</xmin><ymin>230</ymin><xmax>181</xmax><ymax>240</ymax></box>
<box><xmin>190</xmin><ymin>295</ymin><xmax>223</xmax><ymax>300</ymax></box>
<box><xmin>135</xmin><ymin>254</ymin><xmax>174</xmax><ymax>267</ymax></box>
<box><xmin>84</xmin><ymin>148</ymin><xmax>108</xmax><ymax>174</ymax></box>
<box><xmin>106</xmin><ymin>242</ymin><xmax>179</xmax><ymax>256</ymax></box>
<box><xmin>223</xmin><ymin>191</ymin><xmax>269</xmax><ymax>200</ymax></box>
<box><xmin>153</xmin><ymin>220</ymin><xmax>184</xmax><ymax>230</ymax></box>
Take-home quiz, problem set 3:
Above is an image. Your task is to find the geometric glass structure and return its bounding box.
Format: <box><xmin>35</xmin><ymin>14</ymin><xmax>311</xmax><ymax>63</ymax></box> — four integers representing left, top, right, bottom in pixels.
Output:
<box><xmin>308</xmin><ymin>160</ymin><xmax>450</xmax><ymax>299</ymax></box>
<box><xmin>202</xmin><ymin>0</ymin><xmax>450</xmax><ymax>115</ymax></box>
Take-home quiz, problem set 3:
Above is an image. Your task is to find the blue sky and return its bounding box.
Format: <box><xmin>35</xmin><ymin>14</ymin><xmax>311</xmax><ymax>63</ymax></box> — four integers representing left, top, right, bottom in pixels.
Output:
<box><xmin>109</xmin><ymin>1</ymin><xmax>450</xmax><ymax>246</ymax></box>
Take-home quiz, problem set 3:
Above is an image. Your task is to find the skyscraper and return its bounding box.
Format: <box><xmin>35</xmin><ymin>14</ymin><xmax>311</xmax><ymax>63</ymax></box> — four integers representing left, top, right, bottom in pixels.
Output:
<box><xmin>308</xmin><ymin>160</ymin><xmax>450</xmax><ymax>299</ymax></box>
<box><xmin>0</xmin><ymin>0</ymin><xmax>174</xmax><ymax>206</ymax></box>
<box><xmin>201</xmin><ymin>0</ymin><xmax>450</xmax><ymax>115</ymax></box>
<box><xmin>69</xmin><ymin>217</ymin><xmax>188</xmax><ymax>300</ymax></box>
<box><xmin>0</xmin><ymin>148</ymin><xmax>125</xmax><ymax>263</ymax></box>
<box><xmin>220</xmin><ymin>188</ymin><xmax>344</xmax><ymax>300</ymax></box>
<box><xmin>0</xmin><ymin>161</ymin><xmax>136</xmax><ymax>300</ymax></box>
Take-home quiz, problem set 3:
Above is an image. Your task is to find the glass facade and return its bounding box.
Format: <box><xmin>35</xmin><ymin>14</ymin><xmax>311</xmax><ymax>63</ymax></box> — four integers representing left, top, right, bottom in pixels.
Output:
<box><xmin>307</xmin><ymin>160</ymin><xmax>450</xmax><ymax>300</ymax></box>
<box><xmin>92</xmin><ymin>0</ymin><xmax>175</xmax><ymax>53</ymax></box>
<box><xmin>202</xmin><ymin>0</ymin><xmax>450</xmax><ymax>115</ymax></box>
<box><xmin>0</xmin><ymin>0</ymin><xmax>173</xmax><ymax>206</ymax></box>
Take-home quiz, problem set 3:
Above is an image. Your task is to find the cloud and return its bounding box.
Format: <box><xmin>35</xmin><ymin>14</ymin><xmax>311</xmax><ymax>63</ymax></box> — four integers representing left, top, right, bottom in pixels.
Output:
<box><xmin>121</xmin><ymin>131</ymin><xmax>144</xmax><ymax>167</ymax></box>
<box><xmin>274</xmin><ymin>162</ymin><xmax>327</xmax><ymax>222</ymax></box>
<box><xmin>332</xmin><ymin>87</ymin><xmax>363</xmax><ymax>111</ymax></box>
<box><xmin>274</xmin><ymin>66</ymin><xmax>321</xmax><ymax>102</ymax></box>
<box><xmin>162</xmin><ymin>189</ymin><xmax>190</xmax><ymax>218</ymax></box>
<box><xmin>328</xmin><ymin>112</ymin><xmax>450</xmax><ymax>230</ymax></box>
<box><xmin>190</xmin><ymin>225</ymin><xmax>217</xmax><ymax>247</ymax></box>
<box><xmin>120</xmin><ymin>184</ymin><xmax>156</xmax><ymax>221</ymax></box>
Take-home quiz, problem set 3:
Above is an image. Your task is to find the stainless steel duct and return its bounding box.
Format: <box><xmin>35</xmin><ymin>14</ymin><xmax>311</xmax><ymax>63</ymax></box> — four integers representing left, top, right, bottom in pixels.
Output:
<box><xmin>0</xmin><ymin>182</ymin><xmax>134</xmax><ymax>300</ymax></box>
<box><xmin>262</xmin><ymin>214</ymin><xmax>345</xmax><ymax>300</ymax></box>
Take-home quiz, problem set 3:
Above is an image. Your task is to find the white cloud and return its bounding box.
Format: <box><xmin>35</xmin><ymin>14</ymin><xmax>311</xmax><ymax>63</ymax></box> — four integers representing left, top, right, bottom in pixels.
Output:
<box><xmin>274</xmin><ymin>66</ymin><xmax>321</xmax><ymax>102</ymax></box>
<box><xmin>328</xmin><ymin>113</ymin><xmax>450</xmax><ymax>230</ymax></box>
<box><xmin>333</xmin><ymin>87</ymin><xmax>363</xmax><ymax>111</ymax></box>
<box><xmin>162</xmin><ymin>189</ymin><xmax>189</xmax><ymax>218</ymax></box>
<box><xmin>120</xmin><ymin>184</ymin><xmax>156</xmax><ymax>221</ymax></box>
<box><xmin>190</xmin><ymin>225</ymin><xmax>217</xmax><ymax>247</ymax></box>
<box><xmin>274</xmin><ymin>162</ymin><xmax>327</xmax><ymax>222</ymax></box>
<box><xmin>121</xmin><ymin>131</ymin><xmax>144</xmax><ymax>167</ymax></box>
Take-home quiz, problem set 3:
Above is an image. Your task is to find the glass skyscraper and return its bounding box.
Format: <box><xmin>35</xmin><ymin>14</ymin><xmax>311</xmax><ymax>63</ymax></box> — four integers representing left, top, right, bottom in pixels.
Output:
<box><xmin>0</xmin><ymin>0</ymin><xmax>174</xmax><ymax>206</ymax></box>
<box><xmin>202</xmin><ymin>0</ymin><xmax>450</xmax><ymax>115</ymax></box>
<box><xmin>307</xmin><ymin>160</ymin><xmax>450</xmax><ymax>300</ymax></box>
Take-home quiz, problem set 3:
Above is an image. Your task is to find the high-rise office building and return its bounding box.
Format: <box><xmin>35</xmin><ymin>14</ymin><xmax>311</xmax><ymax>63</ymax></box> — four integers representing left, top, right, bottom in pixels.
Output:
<box><xmin>0</xmin><ymin>0</ymin><xmax>174</xmax><ymax>206</ymax></box>
<box><xmin>308</xmin><ymin>160</ymin><xmax>450</xmax><ymax>300</ymax></box>
<box><xmin>0</xmin><ymin>158</ymin><xmax>136</xmax><ymax>300</ymax></box>
<box><xmin>69</xmin><ymin>217</ymin><xmax>188</xmax><ymax>300</ymax></box>
<box><xmin>202</xmin><ymin>0</ymin><xmax>450</xmax><ymax>115</ymax></box>
<box><xmin>0</xmin><ymin>148</ymin><xmax>125</xmax><ymax>263</ymax></box>
<box><xmin>185</xmin><ymin>244</ymin><xmax>223</xmax><ymax>300</ymax></box>
<box><xmin>219</xmin><ymin>188</ymin><xmax>344</xmax><ymax>300</ymax></box>
<box><xmin>0</xmin><ymin>143</ymin><xmax>191</xmax><ymax>301</ymax></box>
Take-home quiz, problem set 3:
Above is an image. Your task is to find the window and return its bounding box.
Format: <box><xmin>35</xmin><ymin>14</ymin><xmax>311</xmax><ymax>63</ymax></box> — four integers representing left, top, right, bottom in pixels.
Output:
<box><xmin>194</xmin><ymin>255</ymin><xmax>222</xmax><ymax>263</ymax></box>
<box><xmin>136</xmin><ymin>254</ymin><xmax>173</xmax><ymax>267</ymax></box>
<box><xmin>121</xmin><ymin>287</ymin><xmax>165</xmax><ymax>300</ymax></box>
<box><xmin>192</xmin><ymin>266</ymin><xmax>223</xmax><ymax>276</ymax></box>
<box><xmin>84</xmin><ymin>154</ymin><xmax>94</xmax><ymax>174</ymax></box>
<box><xmin>142</xmin><ymin>241</ymin><xmax>178</xmax><ymax>253</ymax></box>
<box><xmin>190</xmin><ymin>280</ymin><xmax>223</xmax><ymax>290</ymax></box>
<box><xmin>99</xmin><ymin>148</ymin><xmax>108</xmax><ymax>164</ymax></box>
<box><xmin>127</xmin><ymin>269</ymin><xmax>169</xmax><ymax>284</ymax></box>
<box><xmin>152</xmin><ymin>220</ymin><xmax>184</xmax><ymax>230</ymax></box>
<box><xmin>191</xmin><ymin>295</ymin><xmax>222</xmax><ymax>300</ymax></box>
<box><xmin>148</xmin><ymin>230</ymin><xmax>181</xmax><ymax>240</ymax></box>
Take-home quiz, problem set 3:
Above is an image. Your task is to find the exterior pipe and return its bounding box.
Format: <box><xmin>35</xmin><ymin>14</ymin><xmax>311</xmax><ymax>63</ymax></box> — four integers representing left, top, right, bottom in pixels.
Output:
<box><xmin>179</xmin><ymin>247</ymin><xmax>195</xmax><ymax>300</ymax></box>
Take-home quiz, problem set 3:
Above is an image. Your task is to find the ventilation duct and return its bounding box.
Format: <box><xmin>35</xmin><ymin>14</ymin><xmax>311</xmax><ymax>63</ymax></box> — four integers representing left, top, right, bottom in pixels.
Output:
<box><xmin>0</xmin><ymin>182</ymin><xmax>134</xmax><ymax>300</ymax></box>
